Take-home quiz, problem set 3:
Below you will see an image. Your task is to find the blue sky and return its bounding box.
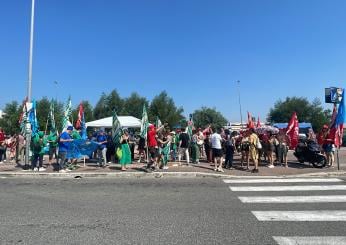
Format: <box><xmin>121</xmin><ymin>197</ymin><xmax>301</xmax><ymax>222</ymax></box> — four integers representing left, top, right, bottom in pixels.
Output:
<box><xmin>0</xmin><ymin>0</ymin><xmax>345</xmax><ymax>122</ymax></box>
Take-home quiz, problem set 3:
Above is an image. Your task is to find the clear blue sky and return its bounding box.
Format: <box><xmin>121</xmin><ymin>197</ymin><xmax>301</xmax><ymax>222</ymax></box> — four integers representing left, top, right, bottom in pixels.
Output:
<box><xmin>0</xmin><ymin>0</ymin><xmax>345</xmax><ymax>122</ymax></box>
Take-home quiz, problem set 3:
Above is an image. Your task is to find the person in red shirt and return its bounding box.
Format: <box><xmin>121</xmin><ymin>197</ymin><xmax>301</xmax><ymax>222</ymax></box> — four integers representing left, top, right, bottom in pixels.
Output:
<box><xmin>0</xmin><ymin>128</ymin><xmax>6</xmax><ymax>163</ymax></box>
<box><xmin>146</xmin><ymin>124</ymin><xmax>165</xmax><ymax>171</ymax></box>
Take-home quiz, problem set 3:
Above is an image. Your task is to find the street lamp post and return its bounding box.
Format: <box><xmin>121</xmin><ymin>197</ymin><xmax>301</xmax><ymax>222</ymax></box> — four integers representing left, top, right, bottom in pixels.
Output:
<box><xmin>24</xmin><ymin>0</ymin><xmax>36</xmax><ymax>166</ymax></box>
<box><xmin>236</xmin><ymin>81</ymin><xmax>243</xmax><ymax>128</ymax></box>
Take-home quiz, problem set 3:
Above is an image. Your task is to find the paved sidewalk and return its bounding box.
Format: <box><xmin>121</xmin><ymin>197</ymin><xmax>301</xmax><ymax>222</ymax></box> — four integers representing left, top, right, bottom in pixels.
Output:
<box><xmin>0</xmin><ymin>149</ymin><xmax>345</xmax><ymax>177</ymax></box>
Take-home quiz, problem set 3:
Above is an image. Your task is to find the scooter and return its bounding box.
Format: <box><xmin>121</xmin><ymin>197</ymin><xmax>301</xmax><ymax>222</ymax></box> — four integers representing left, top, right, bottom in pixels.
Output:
<box><xmin>294</xmin><ymin>140</ymin><xmax>326</xmax><ymax>168</ymax></box>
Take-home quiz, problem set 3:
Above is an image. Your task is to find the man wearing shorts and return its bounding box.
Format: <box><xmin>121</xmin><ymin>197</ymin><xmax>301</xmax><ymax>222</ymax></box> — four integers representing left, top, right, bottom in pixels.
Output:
<box><xmin>211</xmin><ymin>128</ymin><xmax>224</xmax><ymax>172</ymax></box>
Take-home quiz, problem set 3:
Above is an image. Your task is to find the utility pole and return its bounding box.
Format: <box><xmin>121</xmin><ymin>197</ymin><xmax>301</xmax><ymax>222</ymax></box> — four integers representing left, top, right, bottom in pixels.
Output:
<box><xmin>236</xmin><ymin>81</ymin><xmax>243</xmax><ymax>128</ymax></box>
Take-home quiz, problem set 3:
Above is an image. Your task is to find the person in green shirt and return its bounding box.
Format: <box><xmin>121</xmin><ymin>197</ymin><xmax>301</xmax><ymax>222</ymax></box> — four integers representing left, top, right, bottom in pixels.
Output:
<box><xmin>47</xmin><ymin>131</ymin><xmax>58</xmax><ymax>165</ymax></box>
<box><xmin>31</xmin><ymin>131</ymin><xmax>46</xmax><ymax>171</ymax></box>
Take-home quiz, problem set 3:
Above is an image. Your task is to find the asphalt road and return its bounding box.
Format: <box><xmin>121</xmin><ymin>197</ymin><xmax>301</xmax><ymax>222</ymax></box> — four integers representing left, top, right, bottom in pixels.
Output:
<box><xmin>0</xmin><ymin>177</ymin><xmax>345</xmax><ymax>245</ymax></box>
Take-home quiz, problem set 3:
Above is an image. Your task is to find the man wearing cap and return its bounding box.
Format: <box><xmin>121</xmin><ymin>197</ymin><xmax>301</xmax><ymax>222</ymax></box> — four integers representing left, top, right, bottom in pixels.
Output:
<box><xmin>58</xmin><ymin>126</ymin><xmax>74</xmax><ymax>172</ymax></box>
<box><xmin>96</xmin><ymin>129</ymin><xmax>108</xmax><ymax>167</ymax></box>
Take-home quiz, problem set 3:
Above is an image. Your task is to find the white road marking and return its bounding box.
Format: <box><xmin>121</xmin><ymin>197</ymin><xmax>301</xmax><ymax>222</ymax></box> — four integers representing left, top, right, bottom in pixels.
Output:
<box><xmin>252</xmin><ymin>211</ymin><xmax>346</xmax><ymax>221</ymax></box>
<box><xmin>223</xmin><ymin>178</ymin><xmax>343</xmax><ymax>184</ymax></box>
<box><xmin>273</xmin><ymin>236</ymin><xmax>346</xmax><ymax>245</ymax></box>
<box><xmin>229</xmin><ymin>185</ymin><xmax>346</xmax><ymax>192</ymax></box>
<box><xmin>239</xmin><ymin>195</ymin><xmax>346</xmax><ymax>203</ymax></box>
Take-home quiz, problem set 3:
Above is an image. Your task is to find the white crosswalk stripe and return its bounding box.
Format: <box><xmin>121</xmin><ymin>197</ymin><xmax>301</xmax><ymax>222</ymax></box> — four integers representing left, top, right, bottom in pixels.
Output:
<box><xmin>229</xmin><ymin>185</ymin><xmax>346</xmax><ymax>192</ymax></box>
<box><xmin>273</xmin><ymin>236</ymin><xmax>346</xmax><ymax>245</ymax></box>
<box><xmin>252</xmin><ymin>210</ymin><xmax>346</xmax><ymax>221</ymax></box>
<box><xmin>223</xmin><ymin>178</ymin><xmax>343</xmax><ymax>184</ymax></box>
<box><xmin>239</xmin><ymin>195</ymin><xmax>346</xmax><ymax>203</ymax></box>
<box><xmin>223</xmin><ymin>177</ymin><xmax>346</xmax><ymax>244</ymax></box>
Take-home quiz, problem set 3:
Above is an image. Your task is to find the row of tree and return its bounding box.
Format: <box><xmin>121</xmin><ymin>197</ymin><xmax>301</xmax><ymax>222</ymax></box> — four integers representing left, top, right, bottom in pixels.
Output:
<box><xmin>0</xmin><ymin>89</ymin><xmax>332</xmax><ymax>135</ymax></box>
<box><xmin>0</xmin><ymin>90</ymin><xmax>228</xmax><ymax>135</ymax></box>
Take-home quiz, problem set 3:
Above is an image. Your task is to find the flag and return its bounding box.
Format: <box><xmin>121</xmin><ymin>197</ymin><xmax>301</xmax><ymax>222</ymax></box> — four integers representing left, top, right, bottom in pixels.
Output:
<box><xmin>140</xmin><ymin>105</ymin><xmax>149</xmax><ymax>139</ymax></box>
<box><xmin>48</xmin><ymin>99</ymin><xmax>56</xmax><ymax>133</ymax></box>
<box><xmin>75</xmin><ymin>103</ymin><xmax>87</xmax><ymax>140</ymax></box>
<box><xmin>19</xmin><ymin>98</ymin><xmax>28</xmax><ymax>135</ymax></box>
<box><xmin>335</xmin><ymin>89</ymin><xmax>345</xmax><ymax>147</ymax></box>
<box><xmin>112</xmin><ymin>110</ymin><xmax>122</xmax><ymax>147</ymax></box>
<box><xmin>75</xmin><ymin>103</ymin><xmax>84</xmax><ymax>130</ymax></box>
<box><xmin>61</xmin><ymin>96</ymin><xmax>72</xmax><ymax>131</ymax></box>
<box><xmin>256</xmin><ymin>116</ymin><xmax>261</xmax><ymax>128</ymax></box>
<box><xmin>286</xmin><ymin>112</ymin><xmax>299</xmax><ymax>149</ymax></box>
<box><xmin>28</xmin><ymin>100</ymin><xmax>39</xmax><ymax>136</ymax></box>
<box><xmin>155</xmin><ymin>116</ymin><xmax>162</xmax><ymax>128</ymax></box>
<box><xmin>247</xmin><ymin>112</ymin><xmax>255</xmax><ymax>129</ymax></box>
<box><xmin>187</xmin><ymin>114</ymin><xmax>194</xmax><ymax>138</ymax></box>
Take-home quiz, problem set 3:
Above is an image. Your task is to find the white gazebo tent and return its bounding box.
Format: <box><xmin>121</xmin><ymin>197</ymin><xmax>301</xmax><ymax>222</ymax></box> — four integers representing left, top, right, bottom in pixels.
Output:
<box><xmin>86</xmin><ymin>116</ymin><xmax>141</xmax><ymax>129</ymax></box>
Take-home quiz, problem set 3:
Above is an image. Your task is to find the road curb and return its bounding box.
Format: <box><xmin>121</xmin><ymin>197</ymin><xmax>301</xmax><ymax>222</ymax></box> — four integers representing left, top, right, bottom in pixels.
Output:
<box><xmin>0</xmin><ymin>171</ymin><xmax>345</xmax><ymax>179</ymax></box>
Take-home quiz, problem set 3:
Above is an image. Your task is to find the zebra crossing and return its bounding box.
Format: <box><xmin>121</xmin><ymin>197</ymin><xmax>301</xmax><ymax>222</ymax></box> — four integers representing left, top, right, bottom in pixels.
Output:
<box><xmin>223</xmin><ymin>177</ymin><xmax>346</xmax><ymax>245</ymax></box>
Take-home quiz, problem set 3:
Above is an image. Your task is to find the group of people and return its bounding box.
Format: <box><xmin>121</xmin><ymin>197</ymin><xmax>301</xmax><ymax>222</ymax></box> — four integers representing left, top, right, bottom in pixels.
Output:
<box><xmin>3</xmin><ymin>121</ymin><xmax>339</xmax><ymax>173</ymax></box>
<box><xmin>0</xmin><ymin>127</ymin><xmax>25</xmax><ymax>164</ymax></box>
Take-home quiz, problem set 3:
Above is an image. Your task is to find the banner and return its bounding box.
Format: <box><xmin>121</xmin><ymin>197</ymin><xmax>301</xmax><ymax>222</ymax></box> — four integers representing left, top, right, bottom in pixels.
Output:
<box><xmin>61</xmin><ymin>96</ymin><xmax>72</xmax><ymax>131</ymax></box>
<box><xmin>28</xmin><ymin>100</ymin><xmax>39</xmax><ymax>136</ymax></box>
<box><xmin>247</xmin><ymin>112</ymin><xmax>255</xmax><ymax>129</ymax></box>
<box><xmin>112</xmin><ymin>110</ymin><xmax>122</xmax><ymax>147</ymax></box>
<box><xmin>256</xmin><ymin>116</ymin><xmax>261</xmax><ymax>128</ymax></box>
<box><xmin>48</xmin><ymin>99</ymin><xmax>56</xmax><ymax>133</ymax></box>
<box><xmin>335</xmin><ymin>89</ymin><xmax>345</xmax><ymax>147</ymax></box>
<box><xmin>19</xmin><ymin>98</ymin><xmax>28</xmax><ymax>135</ymax></box>
<box><xmin>155</xmin><ymin>116</ymin><xmax>162</xmax><ymax>128</ymax></box>
<box><xmin>66</xmin><ymin>139</ymin><xmax>99</xmax><ymax>159</ymax></box>
<box><xmin>140</xmin><ymin>105</ymin><xmax>149</xmax><ymax>139</ymax></box>
<box><xmin>286</xmin><ymin>112</ymin><xmax>299</xmax><ymax>149</ymax></box>
<box><xmin>75</xmin><ymin>103</ymin><xmax>87</xmax><ymax>140</ymax></box>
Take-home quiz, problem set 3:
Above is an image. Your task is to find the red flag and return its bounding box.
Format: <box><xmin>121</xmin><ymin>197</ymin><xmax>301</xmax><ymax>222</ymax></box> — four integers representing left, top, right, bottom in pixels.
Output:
<box><xmin>256</xmin><ymin>116</ymin><xmax>261</xmax><ymax>128</ymax></box>
<box><xmin>75</xmin><ymin>103</ymin><xmax>84</xmax><ymax>129</ymax></box>
<box><xmin>18</xmin><ymin>97</ymin><xmax>28</xmax><ymax>124</ymax></box>
<box><xmin>328</xmin><ymin>105</ymin><xmax>338</xmax><ymax>146</ymax></box>
<box><xmin>247</xmin><ymin>112</ymin><xmax>255</xmax><ymax>129</ymax></box>
<box><xmin>286</xmin><ymin>112</ymin><xmax>299</xmax><ymax>149</ymax></box>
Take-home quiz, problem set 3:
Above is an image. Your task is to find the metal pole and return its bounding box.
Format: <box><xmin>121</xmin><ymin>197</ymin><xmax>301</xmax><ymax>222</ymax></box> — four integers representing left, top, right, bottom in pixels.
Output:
<box><xmin>236</xmin><ymin>81</ymin><xmax>243</xmax><ymax>128</ymax></box>
<box><xmin>24</xmin><ymin>0</ymin><xmax>35</xmax><ymax>167</ymax></box>
<box><xmin>336</xmin><ymin>148</ymin><xmax>340</xmax><ymax>171</ymax></box>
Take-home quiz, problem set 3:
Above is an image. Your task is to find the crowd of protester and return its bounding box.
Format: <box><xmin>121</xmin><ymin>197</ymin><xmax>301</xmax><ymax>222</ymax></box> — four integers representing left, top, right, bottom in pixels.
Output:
<box><xmin>0</xmin><ymin>122</ymin><xmax>340</xmax><ymax>173</ymax></box>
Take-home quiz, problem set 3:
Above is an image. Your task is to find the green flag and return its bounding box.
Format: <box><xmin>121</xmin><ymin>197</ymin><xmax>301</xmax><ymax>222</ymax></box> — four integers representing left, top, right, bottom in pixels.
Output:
<box><xmin>112</xmin><ymin>110</ymin><xmax>122</xmax><ymax>147</ymax></box>
<box><xmin>155</xmin><ymin>116</ymin><xmax>162</xmax><ymax>128</ymax></box>
<box><xmin>61</xmin><ymin>96</ymin><xmax>72</xmax><ymax>131</ymax></box>
<box><xmin>140</xmin><ymin>105</ymin><xmax>149</xmax><ymax>139</ymax></box>
<box><xmin>187</xmin><ymin>115</ymin><xmax>194</xmax><ymax>138</ymax></box>
<box><xmin>49</xmin><ymin>99</ymin><xmax>56</xmax><ymax>133</ymax></box>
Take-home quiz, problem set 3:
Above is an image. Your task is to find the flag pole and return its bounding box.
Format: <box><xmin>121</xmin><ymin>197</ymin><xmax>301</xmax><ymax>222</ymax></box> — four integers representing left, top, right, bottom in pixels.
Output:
<box><xmin>337</xmin><ymin>147</ymin><xmax>340</xmax><ymax>170</ymax></box>
<box><xmin>24</xmin><ymin>0</ymin><xmax>35</xmax><ymax>167</ymax></box>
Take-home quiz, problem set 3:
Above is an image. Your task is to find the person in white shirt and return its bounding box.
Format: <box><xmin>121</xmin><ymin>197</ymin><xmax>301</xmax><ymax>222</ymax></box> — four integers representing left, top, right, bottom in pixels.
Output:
<box><xmin>211</xmin><ymin>128</ymin><xmax>224</xmax><ymax>172</ymax></box>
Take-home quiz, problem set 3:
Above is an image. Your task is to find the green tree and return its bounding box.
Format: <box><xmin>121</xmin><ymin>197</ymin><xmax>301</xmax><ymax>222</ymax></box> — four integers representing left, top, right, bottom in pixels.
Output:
<box><xmin>93</xmin><ymin>93</ymin><xmax>108</xmax><ymax>119</ymax></box>
<box><xmin>0</xmin><ymin>101</ymin><xmax>21</xmax><ymax>135</ymax></box>
<box><xmin>122</xmin><ymin>92</ymin><xmax>149</xmax><ymax>118</ymax></box>
<box><xmin>268</xmin><ymin>97</ymin><xmax>331</xmax><ymax>131</ymax></box>
<box><xmin>53</xmin><ymin>101</ymin><xmax>65</xmax><ymax>133</ymax></box>
<box><xmin>93</xmin><ymin>90</ymin><xmax>124</xmax><ymax>119</ymax></box>
<box><xmin>192</xmin><ymin>107</ymin><xmax>228</xmax><ymax>129</ymax></box>
<box><xmin>148</xmin><ymin>91</ymin><xmax>184</xmax><ymax>127</ymax></box>
<box><xmin>36</xmin><ymin>97</ymin><xmax>51</xmax><ymax>132</ymax></box>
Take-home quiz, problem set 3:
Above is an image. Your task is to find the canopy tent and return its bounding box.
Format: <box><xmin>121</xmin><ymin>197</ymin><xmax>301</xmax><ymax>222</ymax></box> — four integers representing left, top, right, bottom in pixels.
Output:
<box><xmin>86</xmin><ymin>116</ymin><xmax>141</xmax><ymax>129</ymax></box>
<box><xmin>273</xmin><ymin>122</ymin><xmax>312</xmax><ymax>129</ymax></box>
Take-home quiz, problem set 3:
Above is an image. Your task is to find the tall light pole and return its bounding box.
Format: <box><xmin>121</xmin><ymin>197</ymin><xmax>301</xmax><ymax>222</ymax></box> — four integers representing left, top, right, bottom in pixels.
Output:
<box><xmin>24</xmin><ymin>0</ymin><xmax>36</xmax><ymax>166</ymax></box>
<box><xmin>236</xmin><ymin>80</ymin><xmax>243</xmax><ymax>128</ymax></box>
